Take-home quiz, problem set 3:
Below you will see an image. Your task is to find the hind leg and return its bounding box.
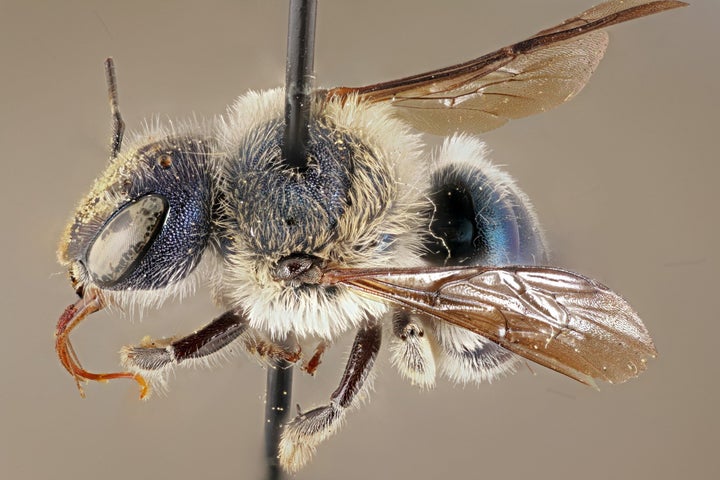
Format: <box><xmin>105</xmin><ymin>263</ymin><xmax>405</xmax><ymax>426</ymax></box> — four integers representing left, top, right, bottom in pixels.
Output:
<box><xmin>389</xmin><ymin>309</ymin><xmax>437</xmax><ymax>388</ymax></box>
<box><xmin>279</xmin><ymin>318</ymin><xmax>382</xmax><ymax>472</ymax></box>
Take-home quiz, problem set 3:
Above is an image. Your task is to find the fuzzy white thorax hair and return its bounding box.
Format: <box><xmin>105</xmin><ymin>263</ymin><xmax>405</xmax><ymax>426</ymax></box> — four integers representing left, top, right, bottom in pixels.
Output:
<box><xmin>216</xmin><ymin>89</ymin><xmax>428</xmax><ymax>340</ymax></box>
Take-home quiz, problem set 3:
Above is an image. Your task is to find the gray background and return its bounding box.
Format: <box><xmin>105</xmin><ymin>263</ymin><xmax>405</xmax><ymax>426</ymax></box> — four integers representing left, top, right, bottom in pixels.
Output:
<box><xmin>1</xmin><ymin>1</ymin><xmax>716</xmax><ymax>479</ymax></box>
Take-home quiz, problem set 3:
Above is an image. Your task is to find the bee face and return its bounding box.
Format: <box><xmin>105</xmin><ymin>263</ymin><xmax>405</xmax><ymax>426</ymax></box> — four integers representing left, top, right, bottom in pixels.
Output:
<box><xmin>58</xmin><ymin>134</ymin><xmax>219</xmax><ymax>303</ymax></box>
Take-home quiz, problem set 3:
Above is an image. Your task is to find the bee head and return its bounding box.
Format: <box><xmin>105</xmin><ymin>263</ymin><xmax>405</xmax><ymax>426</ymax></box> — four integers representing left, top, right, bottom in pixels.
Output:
<box><xmin>58</xmin><ymin>132</ymin><xmax>220</xmax><ymax>306</ymax></box>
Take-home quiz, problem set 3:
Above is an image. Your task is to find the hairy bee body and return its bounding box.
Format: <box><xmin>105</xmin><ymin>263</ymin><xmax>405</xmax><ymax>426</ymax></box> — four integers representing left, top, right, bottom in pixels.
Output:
<box><xmin>57</xmin><ymin>86</ymin><xmax>547</xmax><ymax>395</ymax></box>
<box><xmin>216</xmin><ymin>90</ymin><xmax>426</xmax><ymax>339</ymax></box>
<box><xmin>57</xmin><ymin>87</ymin><xmax>548</xmax><ymax>371</ymax></box>
<box><xmin>56</xmin><ymin>1</ymin><xmax>679</xmax><ymax>471</ymax></box>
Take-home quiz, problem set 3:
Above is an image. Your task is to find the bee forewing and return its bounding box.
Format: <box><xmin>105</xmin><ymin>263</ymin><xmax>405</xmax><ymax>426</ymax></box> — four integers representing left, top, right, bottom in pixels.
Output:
<box><xmin>388</xmin><ymin>32</ymin><xmax>608</xmax><ymax>135</ymax></box>
<box><xmin>323</xmin><ymin>266</ymin><xmax>656</xmax><ymax>387</ymax></box>
<box><xmin>327</xmin><ymin>0</ymin><xmax>687</xmax><ymax>135</ymax></box>
<box><xmin>539</xmin><ymin>0</ymin><xmax>687</xmax><ymax>36</ymax></box>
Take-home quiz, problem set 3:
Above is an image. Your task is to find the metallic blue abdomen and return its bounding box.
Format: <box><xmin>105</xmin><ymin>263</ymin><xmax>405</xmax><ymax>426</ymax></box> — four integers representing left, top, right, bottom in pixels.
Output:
<box><xmin>423</xmin><ymin>159</ymin><xmax>546</xmax><ymax>267</ymax></box>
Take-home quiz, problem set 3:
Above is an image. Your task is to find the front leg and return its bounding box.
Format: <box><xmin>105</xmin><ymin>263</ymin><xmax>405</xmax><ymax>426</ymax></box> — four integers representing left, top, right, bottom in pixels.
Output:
<box><xmin>120</xmin><ymin>308</ymin><xmax>300</xmax><ymax>393</ymax></box>
<box><xmin>120</xmin><ymin>308</ymin><xmax>250</xmax><ymax>391</ymax></box>
<box><xmin>279</xmin><ymin>318</ymin><xmax>382</xmax><ymax>473</ymax></box>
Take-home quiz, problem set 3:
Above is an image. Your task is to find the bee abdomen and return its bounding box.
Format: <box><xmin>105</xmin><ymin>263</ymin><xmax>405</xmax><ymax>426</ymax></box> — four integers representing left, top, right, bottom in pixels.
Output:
<box><xmin>423</xmin><ymin>135</ymin><xmax>547</xmax><ymax>267</ymax></box>
<box><xmin>419</xmin><ymin>135</ymin><xmax>546</xmax><ymax>385</ymax></box>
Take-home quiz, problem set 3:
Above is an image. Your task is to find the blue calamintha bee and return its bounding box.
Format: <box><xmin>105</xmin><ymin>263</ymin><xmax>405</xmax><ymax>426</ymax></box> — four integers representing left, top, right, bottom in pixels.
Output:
<box><xmin>55</xmin><ymin>0</ymin><xmax>686</xmax><ymax>472</ymax></box>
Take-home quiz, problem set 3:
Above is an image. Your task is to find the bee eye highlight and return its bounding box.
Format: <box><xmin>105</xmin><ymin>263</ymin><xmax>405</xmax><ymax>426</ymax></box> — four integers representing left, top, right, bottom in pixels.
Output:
<box><xmin>84</xmin><ymin>194</ymin><xmax>168</xmax><ymax>287</ymax></box>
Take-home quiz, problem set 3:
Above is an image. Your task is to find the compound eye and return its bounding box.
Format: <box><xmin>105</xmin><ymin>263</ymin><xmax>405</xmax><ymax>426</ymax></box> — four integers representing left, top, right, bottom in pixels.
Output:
<box><xmin>85</xmin><ymin>194</ymin><xmax>168</xmax><ymax>287</ymax></box>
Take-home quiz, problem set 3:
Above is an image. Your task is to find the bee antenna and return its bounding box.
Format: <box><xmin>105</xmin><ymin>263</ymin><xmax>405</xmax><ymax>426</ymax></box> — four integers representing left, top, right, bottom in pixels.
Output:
<box><xmin>104</xmin><ymin>57</ymin><xmax>125</xmax><ymax>159</ymax></box>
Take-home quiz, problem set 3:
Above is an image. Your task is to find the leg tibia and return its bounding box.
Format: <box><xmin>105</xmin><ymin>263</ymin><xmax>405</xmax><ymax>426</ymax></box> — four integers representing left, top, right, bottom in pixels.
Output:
<box><xmin>279</xmin><ymin>319</ymin><xmax>381</xmax><ymax>472</ymax></box>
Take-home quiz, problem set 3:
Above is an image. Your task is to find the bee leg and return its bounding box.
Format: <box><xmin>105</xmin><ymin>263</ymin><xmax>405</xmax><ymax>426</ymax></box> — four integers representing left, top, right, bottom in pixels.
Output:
<box><xmin>301</xmin><ymin>340</ymin><xmax>327</xmax><ymax>376</ymax></box>
<box><xmin>120</xmin><ymin>308</ymin><xmax>250</xmax><ymax>390</ymax></box>
<box><xmin>241</xmin><ymin>332</ymin><xmax>302</xmax><ymax>366</ymax></box>
<box><xmin>433</xmin><ymin>321</ymin><xmax>522</xmax><ymax>384</ymax></box>
<box><xmin>278</xmin><ymin>319</ymin><xmax>381</xmax><ymax>473</ymax></box>
<box><xmin>389</xmin><ymin>309</ymin><xmax>437</xmax><ymax>388</ymax></box>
